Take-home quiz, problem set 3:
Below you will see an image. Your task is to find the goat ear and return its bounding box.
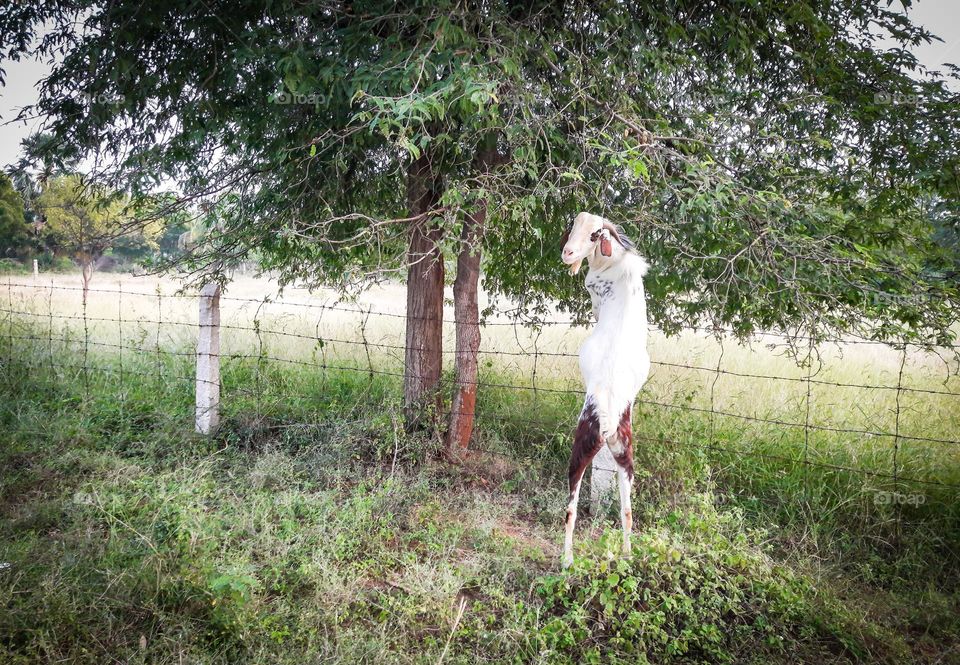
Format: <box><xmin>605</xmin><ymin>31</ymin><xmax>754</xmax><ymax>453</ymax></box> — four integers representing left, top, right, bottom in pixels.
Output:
<box><xmin>601</xmin><ymin>220</ymin><xmax>622</xmax><ymax>246</ymax></box>
<box><xmin>599</xmin><ymin>234</ymin><xmax>612</xmax><ymax>257</ymax></box>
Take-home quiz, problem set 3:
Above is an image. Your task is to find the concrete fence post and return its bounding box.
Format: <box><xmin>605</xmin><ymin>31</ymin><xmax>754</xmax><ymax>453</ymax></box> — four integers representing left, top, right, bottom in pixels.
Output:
<box><xmin>590</xmin><ymin>446</ymin><xmax>618</xmax><ymax>514</ymax></box>
<box><xmin>32</xmin><ymin>259</ymin><xmax>39</xmax><ymax>279</ymax></box>
<box><xmin>196</xmin><ymin>281</ymin><xmax>221</xmax><ymax>435</ymax></box>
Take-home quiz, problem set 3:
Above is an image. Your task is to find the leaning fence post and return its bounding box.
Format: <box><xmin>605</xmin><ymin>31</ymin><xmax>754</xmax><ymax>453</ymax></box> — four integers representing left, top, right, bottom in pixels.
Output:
<box><xmin>196</xmin><ymin>281</ymin><xmax>221</xmax><ymax>435</ymax></box>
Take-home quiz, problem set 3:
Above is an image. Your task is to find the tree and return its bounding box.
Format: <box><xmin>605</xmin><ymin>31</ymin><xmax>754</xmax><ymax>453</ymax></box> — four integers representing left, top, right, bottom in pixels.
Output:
<box><xmin>447</xmin><ymin>142</ymin><xmax>505</xmax><ymax>453</ymax></box>
<box><xmin>14</xmin><ymin>133</ymin><xmax>77</xmax><ymax>189</ymax></box>
<box><xmin>0</xmin><ymin>173</ymin><xmax>29</xmax><ymax>258</ymax></box>
<box><xmin>6</xmin><ymin>132</ymin><xmax>82</xmax><ymax>261</ymax></box>
<box><xmin>35</xmin><ymin>175</ymin><xmax>134</xmax><ymax>301</ymax></box>
<box><xmin>3</xmin><ymin>1</ymin><xmax>958</xmax><ymax>450</ymax></box>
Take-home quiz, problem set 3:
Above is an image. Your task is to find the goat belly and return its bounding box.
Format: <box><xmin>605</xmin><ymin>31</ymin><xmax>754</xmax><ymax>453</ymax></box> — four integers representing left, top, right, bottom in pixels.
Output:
<box><xmin>579</xmin><ymin>334</ymin><xmax>650</xmax><ymax>436</ymax></box>
<box><xmin>577</xmin><ymin>332</ymin><xmax>607</xmax><ymax>385</ymax></box>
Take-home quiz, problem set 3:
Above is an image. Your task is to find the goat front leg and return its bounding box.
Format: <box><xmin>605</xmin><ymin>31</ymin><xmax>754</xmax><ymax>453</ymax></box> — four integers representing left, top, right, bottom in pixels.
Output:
<box><xmin>563</xmin><ymin>401</ymin><xmax>604</xmax><ymax>569</ymax></box>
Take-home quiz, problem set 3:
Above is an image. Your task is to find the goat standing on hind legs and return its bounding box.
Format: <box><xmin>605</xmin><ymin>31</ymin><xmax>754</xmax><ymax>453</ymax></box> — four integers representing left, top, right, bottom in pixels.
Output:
<box><xmin>560</xmin><ymin>212</ymin><xmax>651</xmax><ymax>569</ymax></box>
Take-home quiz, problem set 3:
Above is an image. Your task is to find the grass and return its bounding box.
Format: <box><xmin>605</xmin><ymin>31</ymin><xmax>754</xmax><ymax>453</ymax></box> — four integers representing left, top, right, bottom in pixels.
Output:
<box><xmin>1</xmin><ymin>273</ymin><xmax>960</xmax><ymax>663</ymax></box>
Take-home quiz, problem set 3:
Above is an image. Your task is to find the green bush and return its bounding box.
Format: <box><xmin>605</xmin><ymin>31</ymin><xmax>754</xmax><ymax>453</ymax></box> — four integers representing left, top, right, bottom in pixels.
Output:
<box><xmin>0</xmin><ymin>258</ymin><xmax>28</xmax><ymax>274</ymax></box>
<box><xmin>528</xmin><ymin>514</ymin><xmax>815</xmax><ymax>663</ymax></box>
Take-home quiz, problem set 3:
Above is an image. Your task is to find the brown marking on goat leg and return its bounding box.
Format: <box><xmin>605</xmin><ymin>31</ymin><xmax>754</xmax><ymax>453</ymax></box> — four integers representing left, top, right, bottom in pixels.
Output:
<box><xmin>612</xmin><ymin>403</ymin><xmax>634</xmax><ymax>480</ymax></box>
<box><xmin>568</xmin><ymin>402</ymin><xmax>604</xmax><ymax>491</ymax></box>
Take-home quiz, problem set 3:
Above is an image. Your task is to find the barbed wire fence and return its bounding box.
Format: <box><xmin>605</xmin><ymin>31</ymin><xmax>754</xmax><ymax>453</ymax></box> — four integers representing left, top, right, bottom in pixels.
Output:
<box><xmin>2</xmin><ymin>275</ymin><xmax>959</xmax><ymax>521</ymax></box>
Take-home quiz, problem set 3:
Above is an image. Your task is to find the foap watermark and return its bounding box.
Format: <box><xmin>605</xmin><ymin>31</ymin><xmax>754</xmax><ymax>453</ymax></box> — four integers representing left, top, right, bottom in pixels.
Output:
<box><xmin>655</xmin><ymin>491</ymin><xmax>746</xmax><ymax>510</ymax></box>
<box><xmin>867</xmin><ymin>291</ymin><xmax>934</xmax><ymax>307</ymax></box>
<box><xmin>874</xmin><ymin>92</ymin><xmax>922</xmax><ymax>106</ymax></box>
<box><xmin>668</xmin><ymin>92</ymin><xmax>743</xmax><ymax>112</ymax></box>
<box><xmin>873</xmin><ymin>490</ymin><xmax>925</xmax><ymax>507</ymax></box>
<box><xmin>82</xmin><ymin>91</ymin><xmax>126</xmax><ymax>106</ymax></box>
<box><xmin>72</xmin><ymin>490</ymin><xmax>97</xmax><ymax>506</ymax></box>
<box><xmin>272</xmin><ymin>91</ymin><xmax>328</xmax><ymax>106</ymax></box>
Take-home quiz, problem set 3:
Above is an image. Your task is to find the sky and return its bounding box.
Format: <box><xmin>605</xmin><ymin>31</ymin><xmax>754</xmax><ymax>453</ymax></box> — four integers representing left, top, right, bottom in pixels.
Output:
<box><xmin>1</xmin><ymin>0</ymin><xmax>959</xmax><ymax>169</ymax></box>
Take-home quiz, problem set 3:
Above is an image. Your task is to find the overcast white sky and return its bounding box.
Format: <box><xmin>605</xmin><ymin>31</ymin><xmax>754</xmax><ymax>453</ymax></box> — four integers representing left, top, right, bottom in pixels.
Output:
<box><xmin>1</xmin><ymin>0</ymin><xmax>959</xmax><ymax>169</ymax></box>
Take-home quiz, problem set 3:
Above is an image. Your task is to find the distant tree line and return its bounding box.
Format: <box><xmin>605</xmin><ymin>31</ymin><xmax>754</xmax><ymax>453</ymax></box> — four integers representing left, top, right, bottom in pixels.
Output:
<box><xmin>2</xmin><ymin>140</ymin><xmax>195</xmax><ymax>297</ymax></box>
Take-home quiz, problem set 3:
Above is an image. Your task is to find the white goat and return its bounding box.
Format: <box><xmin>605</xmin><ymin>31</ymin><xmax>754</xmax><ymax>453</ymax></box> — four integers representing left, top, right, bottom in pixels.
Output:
<box><xmin>559</xmin><ymin>211</ymin><xmax>650</xmax><ymax>569</ymax></box>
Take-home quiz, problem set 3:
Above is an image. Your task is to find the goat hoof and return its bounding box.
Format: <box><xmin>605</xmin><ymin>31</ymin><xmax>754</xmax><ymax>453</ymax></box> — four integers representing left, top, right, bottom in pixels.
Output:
<box><xmin>561</xmin><ymin>553</ymin><xmax>574</xmax><ymax>570</ymax></box>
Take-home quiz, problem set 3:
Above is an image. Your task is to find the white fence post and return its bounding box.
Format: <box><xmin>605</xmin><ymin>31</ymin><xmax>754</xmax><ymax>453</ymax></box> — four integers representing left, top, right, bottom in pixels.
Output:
<box><xmin>196</xmin><ymin>282</ymin><xmax>221</xmax><ymax>435</ymax></box>
<box><xmin>590</xmin><ymin>446</ymin><xmax>618</xmax><ymax>514</ymax></box>
<box><xmin>32</xmin><ymin>259</ymin><xmax>39</xmax><ymax>279</ymax></box>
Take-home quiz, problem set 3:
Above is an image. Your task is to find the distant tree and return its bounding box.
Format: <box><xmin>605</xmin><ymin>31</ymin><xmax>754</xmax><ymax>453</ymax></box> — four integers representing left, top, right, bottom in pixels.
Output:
<box><xmin>0</xmin><ymin>173</ymin><xmax>29</xmax><ymax>258</ymax></box>
<box><xmin>35</xmin><ymin>175</ymin><xmax>134</xmax><ymax>302</ymax></box>
<box><xmin>156</xmin><ymin>212</ymin><xmax>191</xmax><ymax>261</ymax></box>
<box><xmin>6</xmin><ymin>132</ymin><xmax>81</xmax><ymax>258</ymax></box>
<box><xmin>15</xmin><ymin>133</ymin><xmax>77</xmax><ymax>189</ymax></box>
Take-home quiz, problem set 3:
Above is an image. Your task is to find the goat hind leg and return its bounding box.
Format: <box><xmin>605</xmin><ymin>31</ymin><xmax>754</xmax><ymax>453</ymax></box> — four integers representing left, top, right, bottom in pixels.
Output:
<box><xmin>606</xmin><ymin>437</ymin><xmax>633</xmax><ymax>556</ymax></box>
<box><xmin>562</xmin><ymin>470</ymin><xmax>586</xmax><ymax>570</ymax></box>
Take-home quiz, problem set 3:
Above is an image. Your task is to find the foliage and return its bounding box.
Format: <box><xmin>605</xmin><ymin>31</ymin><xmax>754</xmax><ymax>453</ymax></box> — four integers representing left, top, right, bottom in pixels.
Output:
<box><xmin>152</xmin><ymin>202</ymin><xmax>192</xmax><ymax>261</ymax></box>
<box><xmin>4</xmin><ymin>142</ymin><xmax>192</xmax><ymax>269</ymax></box>
<box><xmin>1</xmin><ymin>1</ymin><xmax>958</xmax><ymax>344</ymax></box>
<box><xmin>111</xmin><ymin>192</ymin><xmax>185</xmax><ymax>266</ymax></box>
<box><xmin>9</xmin><ymin>132</ymin><xmax>77</xmax><ymax>189</ymax></box>
<box><xmin>35</xmin><ymin>175</ymin><xmax>121</xmax><ymax>262</ymax></box>
<box><xmin>0</xmin><ymin>173</ymin><xmax>29</xmax><ymax>258</ymax></box>
<box><xmin>33</xmin><ymin>174</ymin><xmax>156</xmax><ymax>270</ymax></box>
<box><xmin>533</xmin><ymin>525</ymin><xmax>815</xmax><ymax>662</ymax></box>
<box><xmin>0</xmin><ymin>258</ymin><xmax>29</xmax><ymax>274</ymax></box>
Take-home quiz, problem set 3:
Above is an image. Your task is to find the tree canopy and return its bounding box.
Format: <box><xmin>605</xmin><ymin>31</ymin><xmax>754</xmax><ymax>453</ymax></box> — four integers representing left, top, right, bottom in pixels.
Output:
<box><xmin>36</xmin><ymin>175</ymin><xmax>127</xmax><ymax>257</ymax></box>
<box><xmin>33</xmin><ymin>174</ymin><xmax>155</xmax><ymax>298</ymax></box>
<box><xmin>1</xmin><ymin>0</ymin><xmax>958</xmax><ymax>345</ymax></box>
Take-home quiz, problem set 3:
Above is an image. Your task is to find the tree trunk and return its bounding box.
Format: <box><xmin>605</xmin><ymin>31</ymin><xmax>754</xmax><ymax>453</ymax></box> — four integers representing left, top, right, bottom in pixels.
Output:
<box><xmin>445</xmin><ymin>198</ymin><xmax>485</xmax><ymax>455</ymax></box>
<box><xmin>403</xmin><ymin>155</ymin><xmax>445</xmax><ymax>430</ymax></box>
<box><xmin>81</xmin><ymin>260</ymin><xmax>93</xmax><ymax>306</ymax></box>
<box><xmin>445</xmin><ymin>145</ymin><xmax>503</xmax><ymax>456</ymax></box>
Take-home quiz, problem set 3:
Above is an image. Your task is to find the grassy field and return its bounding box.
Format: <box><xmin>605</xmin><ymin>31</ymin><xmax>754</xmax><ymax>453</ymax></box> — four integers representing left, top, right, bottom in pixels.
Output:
<box><xmin>1</xmin><ymin>272</ymin><xmax>959</xmax><ymax>663</ymax></box>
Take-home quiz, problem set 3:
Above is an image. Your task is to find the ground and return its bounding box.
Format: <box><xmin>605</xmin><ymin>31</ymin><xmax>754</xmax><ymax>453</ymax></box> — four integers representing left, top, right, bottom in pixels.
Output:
<box><xmin>0</xmin><ymin>272</ymin><xmax>958</xmax><ymax>663</ymax></box>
